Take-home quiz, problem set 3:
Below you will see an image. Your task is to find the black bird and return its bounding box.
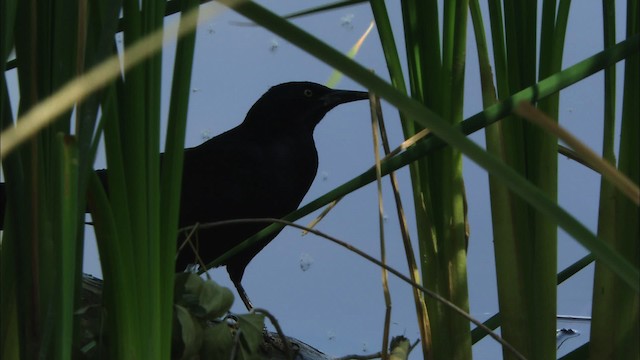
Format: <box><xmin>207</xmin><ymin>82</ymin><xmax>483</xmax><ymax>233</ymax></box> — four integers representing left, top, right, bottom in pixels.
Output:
<box><xmin>0</xmin><ymin>81</ymin><xmax>369</xmax><ymax>309</ymax></box>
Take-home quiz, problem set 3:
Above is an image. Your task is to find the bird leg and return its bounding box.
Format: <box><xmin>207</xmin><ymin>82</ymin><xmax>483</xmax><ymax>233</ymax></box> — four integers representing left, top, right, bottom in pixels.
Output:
<box><xmin>233</xmin><ymin>280</ymin><xmax>254</xmax><ymax>311</ymax></box>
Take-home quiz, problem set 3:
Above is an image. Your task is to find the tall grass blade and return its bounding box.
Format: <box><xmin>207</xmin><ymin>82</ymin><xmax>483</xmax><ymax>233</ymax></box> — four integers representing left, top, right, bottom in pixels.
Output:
<box><xmin>590</xmin><ymin>1</ymin><xmax>639</xmax><ymax>357</ymax></box>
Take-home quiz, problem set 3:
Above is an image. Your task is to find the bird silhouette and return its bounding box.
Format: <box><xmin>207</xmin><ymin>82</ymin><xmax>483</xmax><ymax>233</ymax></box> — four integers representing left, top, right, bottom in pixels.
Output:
<box><xmin>0</xmin><ymin>81</ymin><xmax>369</xmax><ymax>310</ymax></box>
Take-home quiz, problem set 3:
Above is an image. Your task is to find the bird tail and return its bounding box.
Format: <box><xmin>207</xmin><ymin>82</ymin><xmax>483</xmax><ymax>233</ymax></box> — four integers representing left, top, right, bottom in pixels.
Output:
<box><xmin>0</xmin><ymin>170</ymin><xmax>109</xmax><ymax>230</ymax></box>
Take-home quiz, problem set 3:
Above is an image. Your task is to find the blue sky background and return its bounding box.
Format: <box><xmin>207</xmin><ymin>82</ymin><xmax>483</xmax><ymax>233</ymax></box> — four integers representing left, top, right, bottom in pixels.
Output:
<box><xmin>3</xmin><ymin>1</ymin><xmax>631</xmax><ymax>359</ymax></box>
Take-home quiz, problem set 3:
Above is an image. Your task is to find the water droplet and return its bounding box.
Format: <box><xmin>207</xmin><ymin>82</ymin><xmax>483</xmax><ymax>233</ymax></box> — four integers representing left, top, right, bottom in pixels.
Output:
<box><xmin>299</xmin><ymin>253</ymin><xmax>314</xmax><ymax>272</ymax></box>
<box><xmin>201</xmin><ymin>129</ymin><xmax>212</xmax><ymax>141</ymax></box>
<box><xmin>270</xmin><ymin>39</ymin><xmax>279</xmax><ymax>52</ymax></box>
<box><xmin>341</xmin><ymin>14</ymin><xmax>355</xmax><ymax>29</ymax></box>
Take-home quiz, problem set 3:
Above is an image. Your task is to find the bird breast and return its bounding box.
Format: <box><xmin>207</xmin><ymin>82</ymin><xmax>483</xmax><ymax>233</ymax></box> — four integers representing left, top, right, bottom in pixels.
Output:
<box><xmin>264</xmin><ymin>140</ymin><xmax>318</xmax><ymax>206</ymax></box>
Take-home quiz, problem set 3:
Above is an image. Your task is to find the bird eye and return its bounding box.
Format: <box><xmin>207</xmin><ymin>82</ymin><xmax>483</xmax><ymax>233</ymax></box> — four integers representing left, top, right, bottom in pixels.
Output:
<box><xmin>303</xmin><ymin>89</ymin><xmax>313</xmax><ymax>97</ymax></box>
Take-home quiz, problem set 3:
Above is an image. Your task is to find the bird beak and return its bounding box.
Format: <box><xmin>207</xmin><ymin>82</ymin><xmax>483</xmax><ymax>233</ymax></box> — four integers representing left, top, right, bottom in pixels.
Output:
<box><xmin>321</xmin><ymin>89</ymin><xmax>370</xmax><ymax>108</ymax></box>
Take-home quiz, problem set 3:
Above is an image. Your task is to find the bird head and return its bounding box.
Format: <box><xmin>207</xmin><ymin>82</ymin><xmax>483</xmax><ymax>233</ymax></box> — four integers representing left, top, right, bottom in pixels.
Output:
<box><xmin>242</xmin><ymin>82</ymin><xmax>369</xmax><ymax>135</ymax></box>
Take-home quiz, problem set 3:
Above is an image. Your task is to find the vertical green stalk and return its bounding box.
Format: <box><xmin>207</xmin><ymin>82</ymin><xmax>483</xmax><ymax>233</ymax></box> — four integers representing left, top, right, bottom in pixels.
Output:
<box><xmin>120</xmin><ymin>2</ymin><xmax>148</xmax><ymax>302</ymax></box>
<box><xmin>467</xmin><ymin>2</ymin><xmax>516</xmax><ymax>353</ymax></box>
<box><xmin>94</xmin><ymin>0</ymin><xmax>177</xmax><ymax>357</ymax></box>
<box><xmin>527</xmin><ymin>0</ymin><xmax>566</xmax><ymax>356</ymax></box>
<box><xmin>480</xmin><ymin>1</ymin><xmax>568</xmax><ymax>358</ymax></box>
<box><xmin>50</xmin><ymin>135</ymin><xmax>79</xmax><ymax>359</ymax></box>
<box><xmin>399</xmin><ymin>1</ymin><xmax>471</xmax><ymax>358</ymax></box>
<box><xmin>590</xmin><ymin>1</ymin><xmax>640</xmax><ymax>358</ymax></box>
<box><xmin>431</xmin><ymin>2</ymin><xmax>471</xmax><ymax>359</ymax></box>
<box><xmin>90</xmin><ymin>1</ymin><xmax>196</xmax><ymax>358</ymax></box>
<box><xmin>0</xmin><ymin>0</ymin><xmax>18</xmax><ymax>359</ymax></box>
<box><xmin>485</xmin><ymin>3</ymin><xmax>533</xmax><ymax>358</ymax></box>
<box><xmin>368</xmin><ymin>1</ymin><xmax>431</xmax><ymax>357</ymax></box>
<box><xmin>3</xmin><ymin>0</ymin><xmax>85</xmax><ymax>358</ymax></box>
<box><xmin>142</xmin><ymin>1</ymin><xmax>165</xmax><ymax>357</ymax></box>
<box><xmin>160</xmin><ymin>0</ymin><xmax>199</xmax><ymax>356</ymax></box>
<box><xmin>398</xmin><ymin>2</ymin><xmax>442</xmax><ymax>357</ymax></box>
<box><xmin>589</xmin><ymin>0</ymin><xmax>619</xmax><ymax>354</ymax></box>
<box><xmin>11</xmin><ymin>3</ymin><xmax>45</xmax><ymax>357</ymax></box>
